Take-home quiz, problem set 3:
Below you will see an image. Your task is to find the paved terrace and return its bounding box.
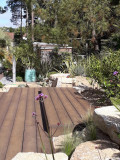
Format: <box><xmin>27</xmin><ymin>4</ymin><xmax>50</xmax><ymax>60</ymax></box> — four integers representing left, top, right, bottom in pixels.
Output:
<box><xmin>0</xmin><ymin>87</ymin><xmax>91</xmax><ymax>160</ymax></box>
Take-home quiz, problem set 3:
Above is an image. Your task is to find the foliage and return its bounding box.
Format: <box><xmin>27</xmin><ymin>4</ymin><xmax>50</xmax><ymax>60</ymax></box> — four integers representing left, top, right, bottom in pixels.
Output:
<box><xmin>61</xmin><ymin>126</ymin><xmax>79</xmax><ymax>157</ymax></box>
<box><xmin>110</xmin><ymin>97</ymin><xmax>120</xmax><ymax>112</ymax></box>
<box><xmin>14</xmin><ymin>40</ymin><xmax>40</xmax><ymax>69</ymax></box>
<box><xmin>62</xmin><ymin>110</ymin><xmax>96</xmax><ymax>157</ymax></box>
<box><xmin>86</xmin><ymin>50</ymin><xmax>120</xmax><ymax>98</ymax></box>
<box><xmin>2</xmin><ymin>59</ymin><xmax>12</xmax><ymax>70</ymax></box>
<box><xmin>82</xmin><ymin>109</ymin><xmax>97</xmax><ymax>141</ymax></box>
<box><xmin>62</xmin><ymin>135</ymin><xmax>78</xmax><ymax>157</ymax></box>
<box><xmin>0</xmin><ymin>29</ymin><xmax>11</xmax><ymax>47</ymax></box>
<box><xmin>16</xmin><ymin>76</ymin><xmax>23</xmax><ymax>82</ymax></box>
<box><xmin>0</xmin><ymin>82</ymin><xmax>4</xmax><ymax>88</ymax></box>
<box><xmin>49</xmin><ymin>49</ymin><xmax>70</xmax><ymax>73</ymax></box>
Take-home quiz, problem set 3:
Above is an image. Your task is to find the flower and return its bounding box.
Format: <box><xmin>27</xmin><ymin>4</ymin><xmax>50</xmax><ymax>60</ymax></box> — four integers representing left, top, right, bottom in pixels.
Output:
<box><xmin>35</xmin><ymin>93</ymin><xmax>45</xmax><ymax>101</ymax></box>
<box><xmin>113</xmin><ymin>71</ymin><xmax>118</xmax><ymax>76</ymax></box>
<box><xmin>32</xmin><ymin>112</ymin><xmax>37</xmax><ymax>117</ymax></box>
<box><xmin>44</xmin><ymin>95</ymin><xmax>48</xmax><ymax>99</ymax></box>
<box><xmin>35</xmin><ymin>95</ymin><xmax>40</xmax><ymax>100</ymax></box>
<box><xmin>67</xmin><ymin>75</ymin><xmax>70</xmax><ymax>78</ymax></box>
<box><xmin>57</xmin><ymin>122</ymin><xmax>60</xmax><ymax>126</ymax></box>
<box><xmin>39</xmin><ymin>93</ymin><xmax>44</xmax><ymax>97</ymax></box>
<box><xmin>95</xmin><ymin>146</ymin><xmax>99</xmax><ymax>149</ymax></box>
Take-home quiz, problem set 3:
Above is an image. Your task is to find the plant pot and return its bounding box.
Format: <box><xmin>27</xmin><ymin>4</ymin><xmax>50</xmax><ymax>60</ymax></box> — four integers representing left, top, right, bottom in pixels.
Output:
<box><xmin>25</xmin><ymin>69</ymin><xmax>36</xmax><ymax>82</ymax></box>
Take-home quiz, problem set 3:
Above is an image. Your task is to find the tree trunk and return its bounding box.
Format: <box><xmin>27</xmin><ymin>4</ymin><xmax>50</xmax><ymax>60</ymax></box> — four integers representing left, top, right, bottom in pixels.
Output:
<box><xmin>92</xmin><ymin>28</ymin><xmax>100</xmax><ymax>53</ymax></box>
<box><xmin>31</xmin><ymin>4</ymin><xmax>34</xmax><ymax>42</ymax></box>
<box><xmin>20</xmin><ymin>0</ymin><xmax>23</xmax><ymax>40</ymax></box>
<box><xmin>26</xmin><ymin>7</ymin><xmax>29</xmax><ymax>39</ymax></box>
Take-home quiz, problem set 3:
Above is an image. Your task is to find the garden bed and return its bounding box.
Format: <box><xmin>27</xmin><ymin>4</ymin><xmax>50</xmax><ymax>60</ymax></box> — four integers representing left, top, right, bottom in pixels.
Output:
<box><xmin>80</xmin><ymin>88</ymin><xmax>112</xmax><ymax>107</ymax></box>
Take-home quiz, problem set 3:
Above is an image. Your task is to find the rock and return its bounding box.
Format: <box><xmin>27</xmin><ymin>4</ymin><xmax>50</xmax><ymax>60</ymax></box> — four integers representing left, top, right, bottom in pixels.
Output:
<box><xmin>50</xmin><ymin>73</ymin><xmax>70</xmax><ymax>80</ymax></box>
<box><xmin>53</xmin><ymin>133</ymin><xmax>72</xmax><ymax>151</ymax></box>
<box><xmin>70</xmin><ymin>140</ymin><xmax>120</xmax><ymax>160</ymax></box>
<box><xmin>50</xmin><ymin>73</ymin><xmax>75</xmax><ymax>87</ymax></box>
<box><xmin>12</xmin><ymin>152</ymin><xmax>68</xmax><ymax>160</ymax></box>
<box><xmin>93</xmin><ymin>106</ymin><xmax>120</xmax><ymax>145</ymax></box>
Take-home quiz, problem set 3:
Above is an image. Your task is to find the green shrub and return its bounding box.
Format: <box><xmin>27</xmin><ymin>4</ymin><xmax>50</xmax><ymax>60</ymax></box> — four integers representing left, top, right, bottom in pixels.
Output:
<box><xmin>61</xmin><ymin>126</ymin><xmax>79</xmax><ymax>157</ymax></box>
<box><xmin>16</xmin><ymin>76</ymin><xmax>23</xmax><ymax>82</ymax></box>
<box><xmin>86</xmin><ymin>50</ymin><xmax>120</xmax><ymax>98</ymax></box>
<box><xmin>0</xmin><ymin>82</ymin><xmax>4</xmax><ymax>88</ymax></box>
<box><xmin>62</xmin><ymin>136</ymin><xmax>76</xmax><ymax>156</ymax></box>
<box><xmin>82</xmin><ymin>110</ymin><xmax>97</xmax><ymax>141</ymax></box>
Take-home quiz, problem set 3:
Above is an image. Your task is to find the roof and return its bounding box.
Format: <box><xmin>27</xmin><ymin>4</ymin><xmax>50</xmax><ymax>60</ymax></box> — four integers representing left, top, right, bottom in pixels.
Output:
<box><xmin>33</xmin><ymin>42</ymin><xmax>72</xmax><ymax>49</ymax></box>
<box><xmin>5</xmin><ymin>32</ymin><xmax>14</xmax><ymax>40</ymax></box>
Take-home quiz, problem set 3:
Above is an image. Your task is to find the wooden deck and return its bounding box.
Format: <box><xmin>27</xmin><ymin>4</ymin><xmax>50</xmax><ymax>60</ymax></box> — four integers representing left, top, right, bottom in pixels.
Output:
<box><xmin>0</xmin><ymin>87</ymin><xmax>91</xmax><ymax>160</ymax></box>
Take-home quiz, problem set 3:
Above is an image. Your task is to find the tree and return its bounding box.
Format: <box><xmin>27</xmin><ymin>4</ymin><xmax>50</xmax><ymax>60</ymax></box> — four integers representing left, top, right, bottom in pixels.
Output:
<box><xmin>0</xmin><ymin>6</ymin><xmax>8</xmax><ymax>14</ymax></box>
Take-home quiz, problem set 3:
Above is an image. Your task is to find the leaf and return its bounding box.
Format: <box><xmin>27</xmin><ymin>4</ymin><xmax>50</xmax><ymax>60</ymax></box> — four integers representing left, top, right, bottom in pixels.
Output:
<box><xmin>110</xmin><ymin>97</ymin><xmax>120</xmax><ymax>112</ymax></box>
<box><xmin>118</xmin><ymin>134</ymin><xmax>120</xmax><ymax>139</ymax></box>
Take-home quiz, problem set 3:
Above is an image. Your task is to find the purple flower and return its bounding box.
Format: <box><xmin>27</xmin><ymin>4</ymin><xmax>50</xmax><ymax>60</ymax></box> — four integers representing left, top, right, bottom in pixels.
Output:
<box><xmin>39</xmin><ymin>93</ymin><xmax>44</xmax><ymax>97</ymax></box>
<box><xmin>32</xmin><ymin>112</ymin><xmax>37</xmax><ymax>117</ymax></box>
<box><xmin>35</xmin><ymin>95</ymin><xmax>40</xmax><ymax>100</ymax></box>
<box><xmin>113</xmin><ymin>71</ymin><xmax>118</xmax><ymax>76</ymax></box>
<box><xmin>35</xmin><ymin>93</ymin><xmax>44</xmax><ymax>100</ymax></box>
<box><xmin>44</xmin><ymin>95</ymin><xmax>48</xmax><ymax>99</ymax></box>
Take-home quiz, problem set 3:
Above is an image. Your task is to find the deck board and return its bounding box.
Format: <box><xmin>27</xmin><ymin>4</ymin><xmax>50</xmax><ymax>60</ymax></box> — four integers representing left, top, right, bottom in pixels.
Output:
<box><xmin>5</xmin><ymin>88</ymin><xmax>28</xmax><ymax>160</ymax></box>
<box><xmin>54</xmin><ymin>88</ymin><xmax>81</xmax><ymax>125</ymax></box>
<box><xmin>48</xmin><ymin>87</ymin><xmax>72</xmax><ymax>125</ymax></box>
<box><xmin>41</xmin><ymin>88</ymin><xmax>60</xmax><ymax>126</ymax></box>
<box><xmin>0</xmin><ymin>88</ymin><xmax>21</xmax><ymax>160</ymax></box>
<box><xmin>22</xmin><ymin>88</ymin><xmax>37</xmax><ymax>152</ymax></box>
<box><xmin>0</xmin><ymin>87</ymin><xmax>91</xmax><ymax>160</ymax></box>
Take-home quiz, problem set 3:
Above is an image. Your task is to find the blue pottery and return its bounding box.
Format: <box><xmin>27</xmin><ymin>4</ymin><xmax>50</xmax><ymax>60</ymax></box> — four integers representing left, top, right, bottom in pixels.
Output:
<box><xmin>25</xmin><ymin>69</ymin><xmax>36</xmax><ymax>82</ymax></box>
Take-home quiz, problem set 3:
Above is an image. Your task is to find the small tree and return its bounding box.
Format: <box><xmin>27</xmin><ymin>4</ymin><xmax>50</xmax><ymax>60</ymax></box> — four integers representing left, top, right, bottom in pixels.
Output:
<box><xmin>14</xmin><ymin>40</ymin><xmax>40</xmax><ymax>69</ymax></box>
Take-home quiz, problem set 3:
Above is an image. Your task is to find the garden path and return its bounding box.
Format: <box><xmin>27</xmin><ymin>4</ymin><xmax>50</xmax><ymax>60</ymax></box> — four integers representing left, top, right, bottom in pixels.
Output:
<box><xmin>0</xmin><ymin>87</ymin><xmax>91</xmax><ymax>160</ymax></box>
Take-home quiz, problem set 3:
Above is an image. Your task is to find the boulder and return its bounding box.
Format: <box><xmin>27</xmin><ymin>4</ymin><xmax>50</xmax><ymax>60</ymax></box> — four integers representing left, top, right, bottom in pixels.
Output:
<box><xmin>53</xmin><ymin>133</ymin><xmax>72</xmax><ymax>151</ymax></box>
<box><xmin>70</xmin><ymin>140</ymin><xmax>120</xmax><ymax>160</ymax></box>
<box><xmin>93</xmin><ymin>106</ymin><xmax>120</xmax><ymax>145</ymax></box>
<box><xmin>50</xmin><ymin>73</ymin><xmax>70</xmax><ymax>80</ymax></box>
<box><xmin>12</xmin><ymin>152</ymin><xmax>68</xmax><ymax>160</ymax></box>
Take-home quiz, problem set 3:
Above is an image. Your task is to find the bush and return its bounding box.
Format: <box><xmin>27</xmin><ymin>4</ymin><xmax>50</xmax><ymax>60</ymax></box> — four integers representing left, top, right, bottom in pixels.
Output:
<box><xmin>86</xmin><ymin>50</ymin><xmax>120</xmax><ymax>98</ymax></box>
<box><xmin>0</xmin><ymin>82</ymin><xmax>4</xmax><ymax>88</ymax></box>
<box><xmin>16</xmin><ymin>76</ymin><xmax>23</xmax><ymax>82</ymax></box>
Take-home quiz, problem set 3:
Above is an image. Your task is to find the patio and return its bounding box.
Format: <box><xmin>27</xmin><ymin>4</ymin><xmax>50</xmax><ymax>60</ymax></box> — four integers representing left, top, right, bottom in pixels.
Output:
<box><xmin>0</xmin><ymin>87</ymin><xmax>91</xmax><ymax>160</ymax></box>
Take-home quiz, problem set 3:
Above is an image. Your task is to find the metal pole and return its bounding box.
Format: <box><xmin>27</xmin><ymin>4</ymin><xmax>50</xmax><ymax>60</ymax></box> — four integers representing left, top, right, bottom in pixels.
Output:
<box><xmin>12</xmin><ymin>56</ymin><xmax>16</xmax><ymax>83</ymax></box>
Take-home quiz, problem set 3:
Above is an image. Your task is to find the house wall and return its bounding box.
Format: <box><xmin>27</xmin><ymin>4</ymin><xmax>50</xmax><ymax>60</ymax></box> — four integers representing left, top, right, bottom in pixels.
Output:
<box><xmin>40</xmin><ymin>47</ymin><xmax>72</xmax><ymax>62</ymax></box>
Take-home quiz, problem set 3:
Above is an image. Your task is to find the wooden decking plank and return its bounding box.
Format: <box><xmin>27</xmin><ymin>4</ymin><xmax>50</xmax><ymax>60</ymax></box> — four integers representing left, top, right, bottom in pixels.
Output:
<box><xmin>61</xmin><ymin>88</ymin><xmax>88</xmax><ymax>119</ymax></box>
<box><xmin>0</xmin><ymin>92</ymin><xmax>3</xmax><ymax>99</ymax></box>
<box><xmin>0</xmin><ymin>89</ymin><xmax>15</xmax><ymax>128</ymax></box>
<box><xmin>5</xmin><ymin>88</ymin><xmax>28</xmax><ymax>160</ymax></box>
<box><xmin>41</xmin><ymin>88</ymin><xmax>59</xmax><ymax>127</ymax></box>
<box><xmin>68</xmin><ymin>88</ymin><xmax>91</xmax><ymax>111</ymax></box>
<box><xmin>48</xmin><ymin>87</ymin><xmax>72</xmax><ymax>125</ymax></box>
<box><xmin>0</xmin><ymin>88</ymin><xmax>22</xmax><ymax>160</ymax></box>
<box><xmin>55</xmin><ymin>88</ymin><xmax>81</xmax><ymax>125</ymax></box>
<box><xmin>35</xmin><ymin>88</ymin><xmax>51</xmax><ymax>153</ymax></box>
<box><xmin>22</xmin><ymin>88</ymin><xmax>37</xmax><ymax>152</ymax></box>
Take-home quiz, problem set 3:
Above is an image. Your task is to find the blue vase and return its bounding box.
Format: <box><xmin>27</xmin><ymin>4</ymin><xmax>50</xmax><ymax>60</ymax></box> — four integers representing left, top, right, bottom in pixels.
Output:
<box><xmin>25</xmin><ymin>69</ymin><xmax>36</xmax><ymax>82</ymax></box>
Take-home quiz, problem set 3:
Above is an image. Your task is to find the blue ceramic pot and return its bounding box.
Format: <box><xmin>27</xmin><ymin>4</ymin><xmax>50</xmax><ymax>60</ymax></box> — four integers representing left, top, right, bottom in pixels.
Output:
<box><xmin>25</xmin><ymin>69</ymin><xmax>36</xmax><ymax>82</ymax></box>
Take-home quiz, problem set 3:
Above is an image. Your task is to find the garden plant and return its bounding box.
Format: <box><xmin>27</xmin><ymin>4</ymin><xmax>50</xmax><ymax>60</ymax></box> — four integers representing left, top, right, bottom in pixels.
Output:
<box><xmin>33</xmin><ymin>92</ymin><xmax>61</xmax><ymax>160</ymax></box>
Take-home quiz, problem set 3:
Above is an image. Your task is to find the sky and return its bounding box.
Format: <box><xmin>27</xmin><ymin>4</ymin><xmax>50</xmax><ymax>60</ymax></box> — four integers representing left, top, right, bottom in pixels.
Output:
<box><xmin>0</xmin><ymin>0</ymin><xmax>25</xmax><ymax>28</ymax></box>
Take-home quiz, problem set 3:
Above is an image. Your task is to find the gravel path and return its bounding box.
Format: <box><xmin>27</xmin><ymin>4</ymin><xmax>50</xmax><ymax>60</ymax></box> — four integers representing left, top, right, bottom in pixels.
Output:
<box><xmin>0</xmin><ymin>76</ymin><xmax>13</xmax><ymax>85</ymax></box>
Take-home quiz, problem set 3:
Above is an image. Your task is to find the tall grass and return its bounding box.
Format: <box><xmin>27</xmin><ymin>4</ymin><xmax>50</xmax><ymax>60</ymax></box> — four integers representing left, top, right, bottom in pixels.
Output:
<box><xmin>61</xmin><ymin>110</ymin><xmax>97</xmax><ymax>156</ymax></box>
